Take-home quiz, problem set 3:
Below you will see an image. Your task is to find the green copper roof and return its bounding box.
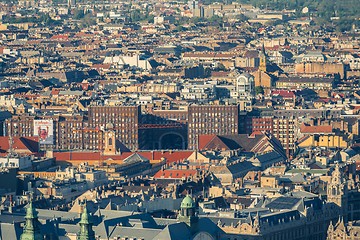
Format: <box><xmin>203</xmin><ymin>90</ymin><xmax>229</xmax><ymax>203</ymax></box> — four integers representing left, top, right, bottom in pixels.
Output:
<box><xmin>181</xmin><ymin>195</ymin><xmax>195</xmax><ymax>209</ymax></box>
<box><xmin>79</xmin><ymin>205</ymin><xmax>92</xmax><ymax>225</ymax></box>
<box><xmin>20</xmin><ymin>202</ymin><xmax>43</xmax><ymax>240</ymax></box>
<box><xmin>78</xmin><ymin>204</ymin><xmax>95</xmax><ymax>240</ymax></box>
<box><xmin>25</xmin><ymin>202</ymin><xmax>37</xmax><ymax>219</ymax></box>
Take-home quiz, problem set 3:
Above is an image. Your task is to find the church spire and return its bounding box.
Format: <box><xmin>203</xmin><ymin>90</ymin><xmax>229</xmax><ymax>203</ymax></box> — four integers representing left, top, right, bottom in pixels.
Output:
<box><xmin>259</xmin><ymin>42</ymin><xmax>268</xmax><ymax>72</ymax></box>
<box><xmin>252</xmin><ymin>212</ymin><xmax>261</xmax><ymax>234</ymax></box>
<box><xmin>331</xmin><ymin>163</ymin><xmax>343</xmax><ymax>184</ymax></box>
<box><xmin>327</xmin><ymin>163</ymin><xmax>348</xmax><ymax>222</ymax></box>
<box><xmin>78</xmin><ymin>203</ymin><xmax>96</xmax><ymax>240</ymax></box>
<box><xmin>20</xmin><ymin>202</ymin><xmax>43</xmax><ymax>240</ymax></box>
<box><xmin>261</xmin><ymin>42</ymin><xmax>266</xmax><ymax>55</ymax></box>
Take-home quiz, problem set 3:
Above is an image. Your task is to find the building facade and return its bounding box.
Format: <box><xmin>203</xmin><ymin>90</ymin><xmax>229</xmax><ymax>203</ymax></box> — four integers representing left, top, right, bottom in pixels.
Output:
<box><xmin>88</xmin><ymin>105</ymin><xmax>140</xmax><ymax>151</ymax></box>
<box><xmin>188</xmin><ymin>105</ymin><xmax>239</xmax><ymax>149</ymax></box>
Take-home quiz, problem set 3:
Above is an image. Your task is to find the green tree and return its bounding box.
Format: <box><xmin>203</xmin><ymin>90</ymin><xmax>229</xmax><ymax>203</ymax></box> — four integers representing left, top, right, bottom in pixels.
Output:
<box><xmin>74</xmin><ymin>9</ymin><xmax>85</xmax><ymax>19</ymax></box>
<box><xmin>216</xmin><ymin>63</ymin><xmax>227</xmax><ymax>71</ymax></box>
<box><xmin>255</xmin><ymin>86</ymin><xmax>264</xmax><ymax>95</ymax></box>
<box><xmin>80</xmin><ymin>13</ymin><xmax>96</xmax><ymax>27</ymax></box>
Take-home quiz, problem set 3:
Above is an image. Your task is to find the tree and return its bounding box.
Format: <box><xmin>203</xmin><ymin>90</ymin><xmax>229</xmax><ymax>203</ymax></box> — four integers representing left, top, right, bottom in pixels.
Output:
<box><xmin>80</xmin><ymin>13</ymin><xmax>96</xmax><ymax>27</ymax></box>
<box><xmin>255</xmin><ymin>86</ymin><xmax>264</xmax><ymax>95</ymax></box>
<box><xmin>74</xmin><ymin>9</ymin><xmax>85</xmax><ymax>19</ymax></box>
<box><xmin>216</xmin><ymin>63</ymin><xmax>227</xmax><ymax>71</ymax></box>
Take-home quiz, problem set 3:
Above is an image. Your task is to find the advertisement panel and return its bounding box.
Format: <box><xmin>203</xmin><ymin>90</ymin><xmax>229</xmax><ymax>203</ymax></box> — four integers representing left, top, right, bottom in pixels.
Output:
<box><xmin>34</xmin><ymin>120</ymin><xmax>54</xmax><ymax>145</ymax></box>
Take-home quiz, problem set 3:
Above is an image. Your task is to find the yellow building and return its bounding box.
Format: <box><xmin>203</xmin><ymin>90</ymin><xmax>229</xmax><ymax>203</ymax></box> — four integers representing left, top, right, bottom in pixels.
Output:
<box><xmin>298</xmin><ymin>135</ymin><xmax>348</xmax><ymax>148</ymax></box>
<box><xmin>260</xmin><ymin>175</ymin><xmax>279</xmax><ymax>188</ymax></box>
<box><xmin>276</xmin><ymin>77</ymin><xmax>334</xmax><ymax>90</ymax></box>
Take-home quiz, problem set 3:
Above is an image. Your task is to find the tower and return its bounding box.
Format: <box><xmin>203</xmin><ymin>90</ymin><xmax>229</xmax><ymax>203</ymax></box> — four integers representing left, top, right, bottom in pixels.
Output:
<box><xmin>259</xmin><ymin>43</ymin><xmax>268</xmax><ymax>72</ymax></box>
<box><xmin>178</xmin><ymin>195</ymin><xmax>199</xmax><ymax>234</ymax></box>
<box><xmin>20</xmin><ymin>202</ymin><xmax>43</xmax><ymax>240</ymax></box>
<box><xmin>78</xmin><ymin>204</ymin><xmax>96</xmax><ymax>240</ymax></box>
<box><xmin>252</xmin><ymin>212</ymin><xmax>261</xmax><ymax>234</ymax></box>
<box><xmin>103</xmin><ymin>130</ymin><xmax>116</xmax><ymax>155</ymax></box>
<box><xmin>327</xmin><ymin>164</ymin><xmax>348</xmax><ymax>221</ymax></box>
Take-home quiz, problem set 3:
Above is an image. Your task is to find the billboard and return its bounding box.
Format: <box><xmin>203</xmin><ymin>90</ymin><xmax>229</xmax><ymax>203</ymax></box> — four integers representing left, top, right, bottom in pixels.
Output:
<box><xmin>34</xmin><ymin>120</ymin><xmax>54</xmax><ymax>145</ymax></box>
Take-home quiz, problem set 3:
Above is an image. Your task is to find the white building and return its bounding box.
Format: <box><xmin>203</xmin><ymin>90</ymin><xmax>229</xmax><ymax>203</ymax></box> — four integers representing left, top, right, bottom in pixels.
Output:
<box><xmin>103</xmin><ymin>54</ymin><xmax>153</xmax><ymax>71</ymax></box>
<box><xmin>230</xmin><ymin>72</ymin><xmax>255</xmax><ymax>100</ymax></box>
<box><xmin>181</xmin><ymin>82</ymin><xmax>216</xmax><ymax>100</ymax></box>
<box><xmin>0</xmin><ymin>95</ymin><xmax>25</xmax><ymax>108</ymax></box>
<box><xmin>0</xmin><ymin>155</ymin><xmax>32</xmax><ymax>170</ymax></box>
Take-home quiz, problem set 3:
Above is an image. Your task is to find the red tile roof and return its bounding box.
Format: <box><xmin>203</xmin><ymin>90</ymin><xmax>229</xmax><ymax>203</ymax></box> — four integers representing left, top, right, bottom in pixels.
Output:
<box><xmin>249</xmin><ymin>131</ymin><xmax>264</xmax><ymax>138</ymax></box>
<box><xmin>50</xmin><ymin>34</ymin><xmax>69</xmax><ymax>40</ymax></box>
<box><xmin>53</xmin><ymin>150</ymin><xmax>192</xmax><ymax>164</ymax></box>
<box><xmin>92</xmin><ymin>63</ymin><xmax>111</xmax><ymax>70</ymax></box>
<box><xmin>300</xmin><ymin>124</ymin><xmax>333</xmax><ymax>134</ymax></box>
<box><xmin>0</xmin><ymin>136</ymin><xmax>39</xmax><ymax>153</ymax></box>
<box><xmin>271</xmin><ymin>90</ymin><xmax>295</xmax><ymax>98</ymax></box>
<box><xmin>198</xmin><ymin>135</ymin><xmax>216</xmax><ymax>150</ymax></box>
<box><xmin>137</xmin><ymin>151</ymin><xmax>193</xmax><ymax>164</ymax></box>
<box><xmin>198</xmin><ymin>134</ymin><xmax>229</xmax><ymax>150</ymax></box>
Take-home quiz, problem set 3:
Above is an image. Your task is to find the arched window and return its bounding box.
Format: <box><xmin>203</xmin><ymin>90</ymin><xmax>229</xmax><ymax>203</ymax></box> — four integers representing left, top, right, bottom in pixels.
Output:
<box><xmin>332</xmin><ymin>187</ymin><xmax>337</xmax><ymax>195</ymax></box>
<box><xmin>109</xmin><ymin>138</ymin><xmax>113</xmax><ymax>146</ymax></box>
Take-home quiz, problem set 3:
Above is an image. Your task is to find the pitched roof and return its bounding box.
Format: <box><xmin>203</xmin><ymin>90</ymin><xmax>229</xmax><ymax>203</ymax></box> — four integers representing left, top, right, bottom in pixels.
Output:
<box><xmin>123</xmin><ymin>153</ymin><xmax>149</xmax><ymax>164</ymax></box>
<box><xmin>300</xmin><ymin>124</ymin><xmax>332</xmax><ymax>134</ymax></box>
<box><xmin>137</xmin><ymin>151</ymin><xmax>193</xmax><ymax>164</ymax></box>
<box><xmin>0</xmin><ymin>136</ymin><xmax>39</xmax><ymax>153</ymax></box>
<box><xmin>153</xmin><ymin>222</ymin><xmax>191</xmax><ymax>240</ymax></box>
<box><xmin>198</xmin><ymin>134</ymin><xmax>230</xmax><ymax>150</ymax></box>
<box><xmin>219</xmin><ymin>134</ymin><xmax>264</xmax><ymax>151</ymax></box>
<box><xmin>153</xmin><ymin>169</ymin><xmax>197</xmax><ymax>179</ymax></box>
<box><xmin>271</xmin><ymin>90</ymin><xmax>295</xmax><ymax>98</ymax></box>
<box><xmin>254</xmin><ymin>151</ymin><xmax>284</xmax><ymax>164</ymax></box>
<box><xmin>244</xmin><ymin>50</ymin><xmax>259</xmax><ymax>58</ymax></box>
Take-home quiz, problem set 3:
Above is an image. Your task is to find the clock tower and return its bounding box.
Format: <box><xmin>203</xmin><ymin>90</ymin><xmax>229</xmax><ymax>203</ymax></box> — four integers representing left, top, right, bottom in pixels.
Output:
<box><xmin>327</xmin><ymin>164</ymin><xmax>348</xmax><ymax>221</ymax></box>
<box><xmin>104</xmin><ymin>130</ymin><xmax>116</xmax><ymax>155</ymax></box>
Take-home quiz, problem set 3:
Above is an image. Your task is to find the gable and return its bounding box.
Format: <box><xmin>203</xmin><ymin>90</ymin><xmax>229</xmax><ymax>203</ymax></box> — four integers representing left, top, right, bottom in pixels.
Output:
<box><xmin>198</xmin><ymin>135</ymin><xmax>230</xmax><ymax>151</ymax></box>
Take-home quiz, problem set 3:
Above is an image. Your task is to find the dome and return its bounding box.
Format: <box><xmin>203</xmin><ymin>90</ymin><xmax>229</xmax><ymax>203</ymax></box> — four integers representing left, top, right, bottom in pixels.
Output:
<box><xmin>181</xmin><ymin>195</ymin><xmax>195</xmax><ymax>209</ymax></box>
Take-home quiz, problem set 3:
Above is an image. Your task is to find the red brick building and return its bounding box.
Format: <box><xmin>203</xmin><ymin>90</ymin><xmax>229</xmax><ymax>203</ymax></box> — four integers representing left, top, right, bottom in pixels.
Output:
<box><xmin>188</xmin><ymin>105</ymin><xmax>239</xmax><ymax>150</ymax></box>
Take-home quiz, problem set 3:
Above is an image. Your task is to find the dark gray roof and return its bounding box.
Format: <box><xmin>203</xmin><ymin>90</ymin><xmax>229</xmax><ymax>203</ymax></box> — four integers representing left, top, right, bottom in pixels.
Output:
<box><xmin>254</xmin><ymin>151</ymin><xmax>284</xmax><ymax>163</ymax></box>
<box><xmin>0</xmin><ymin>222</ymin><xmax>22</xmax><ymax>240</ymax></box>
<box><xmin>153</xmin><ymin>222</ymin><xmax>191</xmax><ymax>240</ymax></box>
<box><xmin>265</xmin><ymin>197</ymin><xmax>302</xmax><ymax>210</ymax></box>
<box><xmin>227</xmin><ymin>160</ymin><xmax>257</xmax><ymax>175</ymax></box>
<box><xmin>123</xmin><ymin>153</ymin><xmax>150</xmax><ymax>164</ymax></box>
<box><xmin>260</xmin><ymin>210</ymin><xmax>301</xmax><ymax>226</ymax></box>
<box><xmin>109</xmin><ymin>226</ymin><xmax>162</xmax><ymax>239</ymax></box>
<box><xmin>219</xmin><ymin>134</ymin><xmax>264</xmax><ymax>152</ymax></box>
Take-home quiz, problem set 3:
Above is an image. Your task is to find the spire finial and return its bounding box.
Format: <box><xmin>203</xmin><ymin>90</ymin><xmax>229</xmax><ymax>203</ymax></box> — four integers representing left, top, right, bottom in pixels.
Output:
<box><xmin>20</xmin><ymin>201</ymin><xmax>43</xmax><ymax>240</ymax></box>
<box><xmin>262</xmin><ymin>42</ymin><xmax>266</xmax><ymax>54</ymax></box>
<box><xmin>78</xmin><ymin>202</ymin><xmax>95</xmax><ymax>240</ymax></box>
